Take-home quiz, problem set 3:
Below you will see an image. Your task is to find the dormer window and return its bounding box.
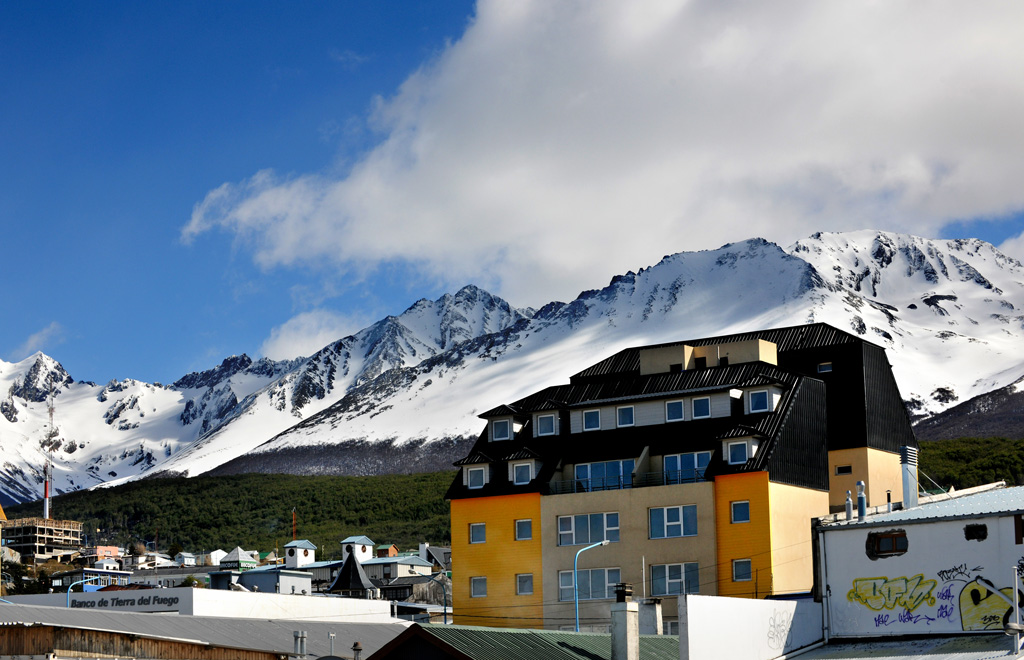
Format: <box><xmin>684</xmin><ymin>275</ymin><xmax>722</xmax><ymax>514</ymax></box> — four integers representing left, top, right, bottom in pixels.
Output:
<box><xmin>817</xmin><ymin>362</ymin><xmax>833</xmax><ymax>373</ymax></box>
<box><xmin>617</xmin><ymin>406</ymin><xmax>635</xmax><ymax>427</ymax></box>
<box><xmin>467</xmin><ymin>466</ymin><xmax>487</xmax><ymax>489</ymax></box>
<box><xmin>513</xmin><ymin>463</ymin><xmax>532</xmax><ymax>485</ymax></box>
<box><xmin>728</xmin><ymin>441</ymin><xmax>749</xmax><ymax>465</ymax></box>
<box><xmin>583</xmin><ymin>409</ymin><xmax>601</xmax><ymax>431</ymax></box>
<box><xmin>492</xmin><ymin>419</ymin><xmax>511</xmax><ymax>441</ymax></box>
<box><xmin>666</xmin><ymin>400</ymin><xmax>684</xmax><ymax>422</ymax></box>
<box><xmin>537</xmin><ymin>414</ymin><xmax>556</xmax><ymax>436</ymax></box>
<box><xmin>749</xmin><ymin>390</ymin><xmax>770</xmax><ymax>413</ymax></box>
<box><xmin>692</xmin><ymin>397</ymin><xmax>711</xmax><ymax>419</ymax></box>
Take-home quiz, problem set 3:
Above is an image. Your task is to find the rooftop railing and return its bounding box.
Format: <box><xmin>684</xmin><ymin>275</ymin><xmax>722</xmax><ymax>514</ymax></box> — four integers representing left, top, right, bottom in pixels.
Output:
<box><xmin>544</xmin><ymin>469</ymin><xmax>707</xmax><ymax>495</ymax></box>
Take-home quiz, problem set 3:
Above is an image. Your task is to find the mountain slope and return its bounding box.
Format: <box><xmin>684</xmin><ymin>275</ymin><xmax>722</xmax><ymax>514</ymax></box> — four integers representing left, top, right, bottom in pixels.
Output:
<box><xmin>3</xmin><ymin>231</ymin><xmax>1023</xmax><ymax>505</ymax></box>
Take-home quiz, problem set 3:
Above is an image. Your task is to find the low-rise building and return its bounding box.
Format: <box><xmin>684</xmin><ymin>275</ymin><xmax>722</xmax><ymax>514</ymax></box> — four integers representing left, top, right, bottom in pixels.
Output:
<box><xmin>362</xmin><ymin>556</ymin><xmax>433</xmax><ymax>582</ymax></box>
<box><xmin>0</xmin><ymin>517</ymin><xmax>83</xmax><ymax>563</ymax></box>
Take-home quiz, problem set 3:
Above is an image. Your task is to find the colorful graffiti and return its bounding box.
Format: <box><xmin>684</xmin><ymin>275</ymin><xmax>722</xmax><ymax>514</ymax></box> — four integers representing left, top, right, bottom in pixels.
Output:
<box><xmin>849</xmin><ymin>566</ymin><xmax>1024</xmax><ymax>633</ymax></box>
<box><xmin>959</xmin><ymin>578</ymin><xmax>1021</xmax><ymax>631</ymax></box>
<box><xmin>847</xmin><ymin>574</ymin><xmax>938</xmax><ymax>612</ymax></box>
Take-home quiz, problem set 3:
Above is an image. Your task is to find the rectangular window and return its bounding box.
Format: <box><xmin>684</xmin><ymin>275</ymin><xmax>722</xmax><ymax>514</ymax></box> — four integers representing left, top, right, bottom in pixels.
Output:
<box><xmin>835</xmin><ymin>464</ymin><xmax>853</xmax><ymax>476</ymax></box>
<box><xmin>616</xmin><ymin>406</ymin><xmax>634</xmax><ymax>427</ymax></box>
<box><xmin>492</xmin><ymin>419</ymin><xmax>511</xmax><ymax>441</ymax></box>
<box><xmin>575</xmin><ymin>460</ymin><xmax>635</xmax><ymax>491</ymax></box>
<box><xmin>467</xmin><ymin>466</ymin><xmax>486</xmax><ymax>489</ymax></box>
<box><xmin>817</xmin><ymin>362</ymin><xmax>833</xmax><ymax>373</ymax></box>
<box><xmin>664</xmin><ymin>451</ymin><xmax>711</xmax><ymax>484</ymax></box>
<box><xmin>664</xmin><ymin>620</ymin><xmax>680</xmax><ymax>635</ymax></box>
<box><xmin>517</xmin><ymin>573</ymin><xmax>534</xmax><ymax>595</ymax></box>
<box><xmin>515</xmin><ymin>519</ymin><xmax>533</xmax><ymax>541</ymax></box>
<box><xmin>583</xmin><ymin>409</ymin><xmax>601</xmax><ymax>431</ymax></box>
<box><xmin>731</xmin><ymin>501</ymin><xmax>750</xmax><ymax>523</ymax></box>
<box><xmin>558</xmin><ymin>512</ymin><xmax>620</xmax><ymax>546</ymax></box>
<box><xmin>692</xmin><ymin>397</ymin><xmax>711</xmax><ymax>419</ymax></box>
<box><xmin>728</xmin><ymin>441</ymin><xmax>748</xmax><ymax>465</ymax></box>
<box><xmin>558</xmin><ymin>568</ymin><xmax>621</xmax><ymax>601</ymax></box>
<box><xmin>733</xmin><ymin>559</ymin><xmax>752</xmax><ymax>582</ymax></box>
<box><xmin>749</xmin><ymin>390</ymin><xmax>769</xmax><ymax>413</ymax></box>
<box><xmin>469</xmin><ymin>522</ymin><xmax>486</xmax><ymax>544</ymax></box>
<box><xmin>870</xmin><ymin>531</ymin><xmax>908</xmax><ymax>557</ymax></box>
<box><xmin>651</xmin><ymin>562</ymin><xmax>699</xmax><ymax>596</ymax></box>
<box><xmin>665</xmin><ymin>400</ymin><xmax>684</xmax><ymax>422</ymax></box>
<box><xmin>537</xmin><ymin>414</ymin><xmax>556</xmax><ymax>436</ymax></box>
<box><xmin>513</xmin><ymin>463</ymin><xmax>532</xmax><ymax>485</ymax></box>
<box><xmin>650</xmin><ymin>505</ymin><xmax>698</xmax><ymax>539</ymax></box>
<box><xmin>471</xmin><ymin>576</ymin><xmax>487</xmax><ymax>597</ymax></box>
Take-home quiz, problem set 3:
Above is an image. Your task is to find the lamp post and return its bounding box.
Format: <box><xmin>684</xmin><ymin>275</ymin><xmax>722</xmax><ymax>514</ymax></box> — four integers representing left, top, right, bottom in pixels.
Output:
<box><xmin>427</xmin><ymin>572</ymin><xmax>449</xmax><ymax>624</ymax></box>
<box><xmin>67</xmin><ymin>576</ymin><xmax>101</xmax><ymax>607</ymax></box>
<box><xmin>574</xmin><ymin>539</ymin><xmax>610</xmax><ymax>632</ymax></box>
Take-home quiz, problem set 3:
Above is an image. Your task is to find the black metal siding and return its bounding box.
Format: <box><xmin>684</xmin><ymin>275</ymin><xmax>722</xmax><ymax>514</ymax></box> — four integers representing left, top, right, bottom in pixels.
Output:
<box><xmin>861</xmin><ymin>343</ymin><xmax>918</xmax><ymax>452</ymax></box>
<box><xmin>764</xmin><ymin>378</ymin><xmax>830</xmax><ymax>491</ymax></box>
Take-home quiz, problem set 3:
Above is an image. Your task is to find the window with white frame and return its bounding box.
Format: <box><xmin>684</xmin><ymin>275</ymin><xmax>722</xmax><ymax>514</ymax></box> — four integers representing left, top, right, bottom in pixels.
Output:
<box><xmin>575</xmin><ymin>459</ymin><xmax>635</xmax><ymax>491</ymax></box>
<box><xmin>558</xmin><ymin>512</ymin><xmax>620</xmax><ymax>545</ymax></box>
<box><xmin>558</xmin><ymin>568</ymin><xmax>621</xmax><ymax>601</ymax></box>
<box><xmin>651</xmin><ymin>562</ymin><xmax>699</xmax><ymax>596</ymax></box>
<box><xmin>728</xmin><ymin>441</ymin><xmax>748</xmax><ymax>465</ymax></box>
<box><xmin>515</xmin><ymin>519</ymin><xmax>532</xmax><ymax>541</ymax></box>
<box><xmin>692</xmin><ymin>397</ymin><xmax>711</xmax><ymax>419</ymax></box>
<box><xmin>513</xmin><ymin>462</ymin><xmax>532</xmax><ymax>485</ymax></box>
<box><xmin>469</xmin><ymin>522</ymin><xmax>486</xmax><ymax>544</ymax></box>
<box><xmin>664</xmin><ymin>451</ymin><xmax>711</xmax><ymax>483</ymax></box>
<box><xmin>537</xmin><ymin>414</ymin><xmax>556</xmax><ymax>436</ymax></box>
<box><xmin>616</xmin><ymin>405</ymin><xmax>634</xmax><ymax>427</ymax></box>
<box><xmin>749</xmin><ymin>390</ymin><xmax>770</xmax><ymax>413</ymax></box>
<box><xmin>732</xmin><ymin>559</ymin><xmax>752</xmax><ymax>582</ymax></box>
<box><xmin>517</xmin><ymin>573</ymin><xmax>534</xmax><ymax>595</ymax></box>
<box><xmin>663</xmin><ymin>620</ymin><xmax>680</xmax><ymax>635</ymax></box>
<box><xmin>731</xmin><ymin>500</ymin><xmax>750</xmax><ymax>523</ymax></box>
<box><xmin>471</xmin><ymin>576</ymin><xmax>487</xmax><ymax>597</ymax></box>
<box><xmin>492</xmin><ymin>419</ymin><xmax>511</xmax><ymax>441</ymax></box>
<box><xmin>583</xmin><ymin>409</ymin><xmax>601</xmax><ymax>431</ymax></box>
<box><xmin>467</xmin><ymin>466</ymin><xmax>486</xmax><ymax>489</ymax></box>
<box><xmin>666</xmin><ymin>400</ymin><xmax>684</xmax><ymax>422</ymax></box>
<box><xmin>650</xmin><ymin>505</ymin><xmax>697</xmax><ymax>538</ymax></box>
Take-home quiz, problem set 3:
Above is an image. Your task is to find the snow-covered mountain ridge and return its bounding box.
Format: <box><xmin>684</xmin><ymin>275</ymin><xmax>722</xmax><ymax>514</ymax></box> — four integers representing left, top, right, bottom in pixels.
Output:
<box><xmin>2</xmin><ymin>231</ymin><xmax>1023</xmax><ymax>505</ymax></box>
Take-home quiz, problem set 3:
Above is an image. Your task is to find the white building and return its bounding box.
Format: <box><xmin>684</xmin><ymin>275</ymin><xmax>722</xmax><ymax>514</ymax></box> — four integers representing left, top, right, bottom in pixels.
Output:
<box><xmin>361</xmin><ymin>556</ymin><xmax>433</xmax><ymax>582</ymax></box>
<box><xmin>340</xmin><ymin>535</ymin><xmax>375</xmax><ymax>564</ymax></box>
<box><xmin>284</xmin><ymin>539</ymin><xmax>317</xmax><ymax>569</ymax></box>
<box><xmin>816</xmin><ymin>482</ymin><xmax>1023</xmax><ymax>638</ymax></box>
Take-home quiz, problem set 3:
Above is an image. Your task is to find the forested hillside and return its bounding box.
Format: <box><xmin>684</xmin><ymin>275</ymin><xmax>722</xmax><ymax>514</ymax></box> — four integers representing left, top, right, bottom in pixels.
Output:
<box><xmin>918</xmin><ymin>437</ymin><xmax>1024</xmax><ymax>491</ymax></box>
<box><xmin>4</xmin><ymin>471</ymin><xmax>455</xmax><ymax>556</ymax></box>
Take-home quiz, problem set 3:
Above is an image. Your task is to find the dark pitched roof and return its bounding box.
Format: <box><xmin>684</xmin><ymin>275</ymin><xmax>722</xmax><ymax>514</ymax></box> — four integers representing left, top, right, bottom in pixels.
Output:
<box><xmin>370</xmin><ymin>623</ymin><xmax>680</xmax><ymax>660</ymax></box>
<box><xmin>328</xmin><ymin>551</ymin><xmax>375</xmax><ymax>592</ymax></box>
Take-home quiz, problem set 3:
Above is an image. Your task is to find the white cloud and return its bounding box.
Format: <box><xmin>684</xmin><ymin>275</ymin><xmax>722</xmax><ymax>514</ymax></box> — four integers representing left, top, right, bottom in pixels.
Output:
<box><xmin>999</xmin><ymin>231</ymin><xmax>1024</xmax><ymax>263</ymax></box>
<box><xmin>260</xmin><ymin>309</ymin><xmax>369</xmax><ymax>360</ymax></box>
<box><xmin>9</xmin><ymin>322</ymin><xmax>65</xmax><ymax>361</ymax></box>
<box><xmin>185</xmin><ymin>0</ymin><xmax>1024</xmax><ymax>308</ymax></box>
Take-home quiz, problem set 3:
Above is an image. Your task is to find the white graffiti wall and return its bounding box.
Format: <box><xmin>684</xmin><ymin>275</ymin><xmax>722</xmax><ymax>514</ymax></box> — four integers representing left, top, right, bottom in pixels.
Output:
<box><xmin>822</xmin><ymin>513</ymin><xmax>1024</xmax><ymax>637</ymax></box>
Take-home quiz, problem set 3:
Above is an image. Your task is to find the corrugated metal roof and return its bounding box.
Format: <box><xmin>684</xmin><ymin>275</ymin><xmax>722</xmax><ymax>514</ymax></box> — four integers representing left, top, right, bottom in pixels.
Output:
<box><xmin>284</xmin><ymin>539</ymin><xmax>317</xmax><ymax>550</ymax></box>
<box><xmin>362</xmin><ymin>556</ymin><xmax>432</xmax><ymax>567</ymax></box>
<box><xmin>798</xmin><ymin>634</ymin><xmax>1018</xmax><ymax>659</ymax></box>
<box><xmin>420</xmin><ymin>624</ymin><xmax>680</xmax><ymax>660</ymax></box>
<box><xmin>341</xmin><ymin>535</ymin><xmax>375</xmax><ymax>545</ymax></box>
<box><xmin>824</xmin><ymin>485</ymin><xmax>1024</xmax><ymax>529</ymax></box>
<box><xmin>0</xmin><ymin>602</ymin><xmax>408</xmax><ymax>656</ymax></box>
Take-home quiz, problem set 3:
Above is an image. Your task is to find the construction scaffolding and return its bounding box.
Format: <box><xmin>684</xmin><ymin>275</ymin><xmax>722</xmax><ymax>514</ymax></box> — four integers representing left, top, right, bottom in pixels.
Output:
<box><xmin>1</xmin><ymin>517</ymin><xmax>83</xmax><ymax>563</ymax></box>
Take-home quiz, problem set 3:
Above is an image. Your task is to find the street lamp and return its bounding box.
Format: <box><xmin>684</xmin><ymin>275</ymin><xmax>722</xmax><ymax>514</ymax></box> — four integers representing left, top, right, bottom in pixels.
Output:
<box><xmin>427</xmin><ymin>572</ymin><xmax>449</xmax><ymax>624</ymax></box>
<box><xmin>574</xmin><ymin>539</ymin><xmax>610</xmax><ymax>632</ymax></box>
<box><xmin>67</xmin><ymin>576</ymin><xmax>101</xmax><ymax>607</ymax></box>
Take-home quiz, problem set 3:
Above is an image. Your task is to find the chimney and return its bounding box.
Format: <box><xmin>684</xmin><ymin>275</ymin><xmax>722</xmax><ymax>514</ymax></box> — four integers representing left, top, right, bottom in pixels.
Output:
<box><xmin>419</xmin><ymin>542</ymin><xmax>429</xmax><ymax>561</ymax></box>
<box><xmin>611</xmin><ymin>583</ymin><xmax>639</xmax><ymax>660</ymax></box>
<box><xmin>900</xmin><ymin>446</ymin><xmax>919</xmax><ymax>509</ymax></box>
<box><xmin>638</xmin><ymin>598</ymin><xmax>663</xmax><ymax>635</ymax></box>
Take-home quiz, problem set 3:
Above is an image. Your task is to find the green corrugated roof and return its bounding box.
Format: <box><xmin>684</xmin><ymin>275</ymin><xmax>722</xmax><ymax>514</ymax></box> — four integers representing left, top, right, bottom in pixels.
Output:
<box><xmin>419</xmin><ymin>624</ymin><xmax>679</xmax><ymax>660</ymax></box>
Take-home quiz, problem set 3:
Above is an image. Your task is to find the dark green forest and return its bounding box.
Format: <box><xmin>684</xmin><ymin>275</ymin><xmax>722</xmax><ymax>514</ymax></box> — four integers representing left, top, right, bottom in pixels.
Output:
<box><xmin>4</xmin><ymin>471</ymin><xmax>455</xmax><ymax>557</ymax></box>
<box><xmin>918</xmin><ymin>436</ymin><xmax>1024</xmax><ymax>491</ymax></box>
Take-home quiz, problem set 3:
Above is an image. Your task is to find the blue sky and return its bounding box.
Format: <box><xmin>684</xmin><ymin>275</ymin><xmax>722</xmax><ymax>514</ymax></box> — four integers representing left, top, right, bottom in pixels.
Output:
<box><xmin>3</xmin><ymin>1</ymin><xmax>1024</xmax><ymax>384</ymax></box>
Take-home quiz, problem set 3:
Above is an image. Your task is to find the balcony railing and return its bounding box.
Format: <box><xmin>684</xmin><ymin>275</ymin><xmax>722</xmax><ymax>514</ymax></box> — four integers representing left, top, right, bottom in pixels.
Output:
<box><xmin>544</xmin><ymin>470</ymin><xmax>707</xmax><ymax>495</ymax></box>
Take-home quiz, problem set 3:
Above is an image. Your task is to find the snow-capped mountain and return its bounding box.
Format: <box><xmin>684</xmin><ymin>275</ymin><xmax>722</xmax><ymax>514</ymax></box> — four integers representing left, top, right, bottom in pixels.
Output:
<box><xmin>2</xmin><ymin>231</ymin><xmax>1023</xmax><ymax>506</ymax></box>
